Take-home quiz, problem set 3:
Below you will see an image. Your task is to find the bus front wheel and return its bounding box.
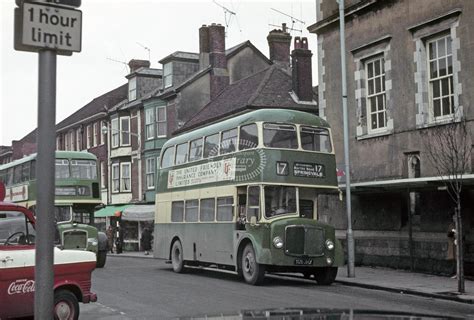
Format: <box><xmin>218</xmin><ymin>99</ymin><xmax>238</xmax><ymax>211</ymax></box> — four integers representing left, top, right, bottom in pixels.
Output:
<box><xmin>96</xmin><ymin>250</ymin><xmax>107</xmax><ymax>268</ymax></box>
<box><xmin>241</xmin><ymin>243</ymin><xmax>265</xmax><ymax>285</ymax></box>
<box><xmin>171</xmin><ymin>240</ymin><xmax>185</xmax><ymax>273</ymax></box>
<box><xmin>314</xmin><ymin>267</ymin><xmax>338</xmax><ymax>285</ymax></box>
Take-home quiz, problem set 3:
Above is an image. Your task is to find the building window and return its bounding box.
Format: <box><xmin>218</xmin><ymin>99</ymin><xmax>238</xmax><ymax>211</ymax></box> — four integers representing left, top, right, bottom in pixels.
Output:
<box><xmin>100</xmin><ymin>121</ymin><xmax>106</xmax><ymax>145</ymax></box>
<box><xmin>145</xmin><ymin>108</ymin><xmax>155</xmax><ymax>140</ymax></box>
<box><xmin>163</xmin><ymin>62</ymin><xmax>173</xmax><ymax>88</ymax></box>
<box><xmin>145</xmin><ymin>157</ymin><xmax>155</xmax><ymax>189</ymax></box>
<box><xmin>366</xmin><ymin>56</ymin><xmax>386</xmax><ymax>132</ymax></box>
<box><xmin>120</xmin><ymin>117</ymin><xmax>131</xmax><ymax>146</ymax></box>
<box><xmin>129</xmin><ymin>77</ymin><xmax>137</xmax><ymax>101</ymax></box>
<box><xmin>120</xmin><ymin>162</ymin><xmax>131</xmax><ymax>192</ymax></box>
<box><xmin>156</xmin><ymin>106</ymin><xmax>167</xmax><ymax>137</ymax></box>
<box><xmin>93</xmin><ymin>122</ymin><xmax>99</xmax><ymax>147</ymax></box>
<box><xmin>56</xmin><ymin>136</ymin><xmax>61</xmax><ymax>150</ymax></box>
<box><xmin>427</xmin><ymin>34</ymin><xmax>454</xmax><ymax>120</ymax></box>
<box><xmin>112</xmin><ymin>163</ymin><xmax>119</xmax><ymax>193</ymax></box>
<box><xmin>100</xmin><ymin>161</ymin><xmax>106</xmax><ymax>189</ymax></box>
<box><xmin>111</xmin><ymin>119</ymin><xmax>119</xmax><ymax>148</ymax></box>
<box><xmin>76</xmin><ymin>128</ymin><xmax>81</xmax><ymax>150</ymax></box>
<box><xmin>86</xmin><ymin>125</ymin><xmax>92</xmax><ymax>149</ymax></box>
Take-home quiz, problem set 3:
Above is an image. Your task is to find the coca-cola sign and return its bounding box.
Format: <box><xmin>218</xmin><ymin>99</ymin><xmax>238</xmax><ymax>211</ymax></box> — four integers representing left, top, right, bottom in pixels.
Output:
<box><xmin>7</xmin><ymin>279</ymin><xmax>35</xmax><ymax>295</ymax></box>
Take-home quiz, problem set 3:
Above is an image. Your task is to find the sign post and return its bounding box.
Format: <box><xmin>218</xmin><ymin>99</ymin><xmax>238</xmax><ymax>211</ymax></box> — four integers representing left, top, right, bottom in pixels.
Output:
<box><xmin>14</xmin><ymin>1</ymin><xmax>82</xmax><ymax>317</ymax></box>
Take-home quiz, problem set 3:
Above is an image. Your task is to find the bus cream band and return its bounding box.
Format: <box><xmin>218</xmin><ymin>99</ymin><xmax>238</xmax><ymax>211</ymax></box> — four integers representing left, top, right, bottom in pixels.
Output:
<box><xmin>167</xmin><ymin>158</ymin><xmax>236</xmax><ymax>189</ymax></box>
<box><xmin>4</xmin><ymin>185</ymin><xmax>28</xmax><ymax>202</ymax></box>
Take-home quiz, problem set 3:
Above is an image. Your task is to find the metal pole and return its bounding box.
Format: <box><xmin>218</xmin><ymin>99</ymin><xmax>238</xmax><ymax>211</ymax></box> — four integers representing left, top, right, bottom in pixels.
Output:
<box><xmin>338</xmin><ymin>0</ymin><xmax>355</xmax><ymax>277</ymax></box>
<box><xmin>35</xmin><ymin>49</ymin><xmax>57</xmax><ymax>318</ymax></box>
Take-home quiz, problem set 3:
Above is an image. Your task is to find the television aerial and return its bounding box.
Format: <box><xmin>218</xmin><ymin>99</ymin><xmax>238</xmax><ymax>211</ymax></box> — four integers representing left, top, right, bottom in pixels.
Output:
<box><xmin>136</xmin><ymin>42</ymin><xmax>151</xmax><ymax>62</ymax></box>
<box><xmin>270</xmin><ymin>7</ymin><xmax>305</xmax><ymax>35</ymax></box>
<box><xmin>213</xmin><ymin>0</ymin><xmax>242</xmax><ymax>36</ymax></box>
<box><xmin>106</xmin><ymin>57</ymin><xmax>129</xmax><ymax>73</ymax></box>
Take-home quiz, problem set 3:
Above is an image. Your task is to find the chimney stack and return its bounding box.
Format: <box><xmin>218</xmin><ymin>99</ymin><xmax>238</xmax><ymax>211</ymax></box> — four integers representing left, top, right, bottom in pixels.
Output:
<box><xmin>291</xmin><ymin>37</ymin><xmax>313</xmax><ymax>102</ymax></box>
<box><xmin>128</xmin><ymin>59</ymin><xmax>150</xmax><ymax>73</ymax></box>
<box><xmin>267</xmin><ymin>23</ymin><xmax>292</xmax><ymax>69</ymax></box>
<box><xmin>200</xmin><ymin>23</ymin><xmax>229</xmax><ymax>99</ymax></box>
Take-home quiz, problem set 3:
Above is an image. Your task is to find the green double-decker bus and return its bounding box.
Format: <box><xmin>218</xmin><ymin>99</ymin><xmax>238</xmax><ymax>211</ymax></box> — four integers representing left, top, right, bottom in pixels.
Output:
<box><xmin>154</xmin><ymin>109</ymin><xmax>344</xmax><ymax>285</ymax></box>
<box><xmin>0</xmin><ymin>151</ymin><xmax>108</xmax><ymax>267</ymax></box>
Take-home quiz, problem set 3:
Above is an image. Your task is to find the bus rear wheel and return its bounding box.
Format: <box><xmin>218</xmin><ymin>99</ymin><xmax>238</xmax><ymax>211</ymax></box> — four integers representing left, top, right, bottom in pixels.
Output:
<box><xmin>171</xmin><ymin>240</ymin><xmax>185</xmax><ymax>273</ymax></box>
<box><xmin>314</xmin><ymin>267</ymin><xmax>338</xmax><ymax>285</ymax></box>
<box><xmin>241</xmin><ymin>243</ymin><xmax>265</xmax><ymax>285</ymax></box>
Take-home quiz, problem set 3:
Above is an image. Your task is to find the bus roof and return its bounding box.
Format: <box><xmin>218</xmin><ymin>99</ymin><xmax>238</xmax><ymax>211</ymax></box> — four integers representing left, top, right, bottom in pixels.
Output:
<box><xmin>0</xmin><ymin>151</ymin><xmax>97</xmax><ymax>170</ymax></box>
<box><xmin>165</xmin><ymin>109</ymin><xmax>330</xmax><ymax>147</ymax></box>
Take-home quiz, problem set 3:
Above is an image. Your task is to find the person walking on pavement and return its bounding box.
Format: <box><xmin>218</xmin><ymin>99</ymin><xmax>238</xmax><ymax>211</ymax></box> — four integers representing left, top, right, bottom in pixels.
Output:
<box><xmin>106</xmin><ymin>225</ymin><xmax>114</xmax><ymax>253</ymax></box>
<box><xmin>141</xmin><ymin>227</ymin><xmax>153</xmax><ymax>255</ymax></box>
<box><xmin>447</xmin><ymin>220</ymin><xmax>456</xmax><ymax>278</ymax></box>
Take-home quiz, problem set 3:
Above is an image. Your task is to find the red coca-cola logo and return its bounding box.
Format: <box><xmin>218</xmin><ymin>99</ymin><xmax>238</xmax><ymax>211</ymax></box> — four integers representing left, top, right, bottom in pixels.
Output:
<box><xmin>7</xmin><ymin>279</ymin><xmax>35</xmax><ymax>295</ymax></box>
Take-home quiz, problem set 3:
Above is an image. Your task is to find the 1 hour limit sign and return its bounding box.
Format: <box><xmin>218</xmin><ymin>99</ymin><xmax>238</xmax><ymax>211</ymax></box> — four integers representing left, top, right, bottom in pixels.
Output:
<box><xmin>17</xmin><ymin>2</ymin><xmax>82</xmax><ymax>52</ymax></box>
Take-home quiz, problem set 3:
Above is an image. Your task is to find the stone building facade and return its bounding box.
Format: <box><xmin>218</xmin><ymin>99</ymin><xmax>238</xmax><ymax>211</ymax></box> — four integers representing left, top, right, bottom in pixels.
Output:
<box><xmin>308</xmin><ymin>0</ymin><xmax>474</xmax><ymax>275</ymax></box>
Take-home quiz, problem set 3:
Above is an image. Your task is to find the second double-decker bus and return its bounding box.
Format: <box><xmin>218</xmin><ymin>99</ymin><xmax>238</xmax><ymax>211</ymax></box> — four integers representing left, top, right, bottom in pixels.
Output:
<box><xmin>0</xmin><ymin>151</ymin><xmax>108</xmax><ymax>267</ymax></box>
<box><xmin>154</xmin><ymin>109</ymin><xmax>344</xmax><ymax>285</ymax></box>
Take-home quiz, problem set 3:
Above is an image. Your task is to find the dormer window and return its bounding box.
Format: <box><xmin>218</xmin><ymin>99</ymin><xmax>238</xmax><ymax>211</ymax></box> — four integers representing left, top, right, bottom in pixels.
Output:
<box><xmin>163</xmin><ymin>62</ymin><xmax>173</xmax><ymax>88</ymax></box>
<box><xmin>128</xmin><ymin>77</ymin><xmax>137</xmax><ymax>101</ymax></box>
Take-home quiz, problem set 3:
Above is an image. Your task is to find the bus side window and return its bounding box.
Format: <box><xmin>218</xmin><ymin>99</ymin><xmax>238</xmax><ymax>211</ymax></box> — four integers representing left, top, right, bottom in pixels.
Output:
<box><xmin>299</xmin><ymin>199</ymin><xmax>314</xmax><ymax>219</ymax></box>
<box><xmin>171</xmin><ymin>201</ymin><xmax>184</xmax><ymax>222</ymax></box>
<box><xmin>247</xmin><ymin>186</ymin><xmax>260</xmax><ymax>222</ymax></box>
<box><xmin>216</xmin><ymin>197</ymin><xmax>233</xmax><ymax>221</ymax></box>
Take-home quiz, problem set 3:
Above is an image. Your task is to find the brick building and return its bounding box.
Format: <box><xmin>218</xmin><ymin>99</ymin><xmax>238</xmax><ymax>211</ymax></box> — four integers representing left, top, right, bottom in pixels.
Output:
<box><xmin>308</xmin><ymin>0</ymin><xmax>474</xmax><ymax>275</ymax></box>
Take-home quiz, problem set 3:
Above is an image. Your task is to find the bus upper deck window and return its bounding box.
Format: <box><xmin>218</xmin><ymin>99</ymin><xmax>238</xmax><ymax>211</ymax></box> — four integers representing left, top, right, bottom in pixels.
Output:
<box><xmin>175</xmin><ymin>143</ymin><xmax>189</xmax><ymax>165</ymax></box>
<box><xmin>55</xmin><ymin>159</ymin><xmax>70</xmax><ymax>179</ymax></box>
<box><xmin>239</xmin><ymin>124</ymin><xmax>258</xmax><ymax>150</ymax></box>
<box><xmin>220</xmin><ymin>129</ymin><xmax>237</xmax><ymax>155</ymax></box>
<box><xmin>71</xmin><ymin>160</ymin><xmax>97</xmax><ymax>179</ymax></box>
<box><xmin>263</xmin><ymin>123</ymin><xmax>298</xmax><ymax>149</ymax></box>
<box><xmin>203</xmin><ymin>134</ymin><xmax>219</xmax><ymax>158</ymax></box>
<box><xmin>189</xmin><ymin>138</ymin><xmax>203</xmax><ymax>162</ymax></box>
<box><xmin>300</xmin><ymin>126</ymin><xmax>332</xmax><ymax>153</ymax></box>
<box><xmin>161</xmin><ymin>146</ymin><xmax>175</xmax><ymax>168</ymax></box>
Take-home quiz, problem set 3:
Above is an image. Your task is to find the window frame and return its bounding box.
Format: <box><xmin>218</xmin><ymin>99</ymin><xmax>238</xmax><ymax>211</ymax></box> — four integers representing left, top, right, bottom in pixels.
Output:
<box><xmin>145</xmin><ymin>108</ymin><xmax>155</xmax><ymax>140</ymax></box>
<box><xmin>120</xmin><ymin>116</ymin><xmax>131</xmax><ymax>146</ymax></box>
<box><xmin>163</xmin><ymin>62</ymin><xmax>173</xmax><ymax>88</ymax></box>
<box><xmin>145</xmin><ymin>157</ymin><xmax>156</xmax><ymax>190</ymax></box>
<box><xmin>426</xmin><ymin>33</ymin><xmax>454</xmax><ymax>121</ymax></box>
<box><xmin>111</xmin><ymin>163</ymin><xmax>120</xmax><ymax>193</ymax></box>
<box><xmin>365</xmin><ymin>55</ymin><xmax>387</xmax><ymax>133</ymax></box>
<box><xmin>129</xmin><ymin>77</ymin><xmax>137</xmax><ymax>101</ymax></box>
<box><xmin>120</xmin><ymin>162</ymin><xmax>131</xmax><ymax>192</ymax></box>
<box><xmin>111</xmin><ymin>119</ymin><xmax>119</xmax><ymax>148</ymax></box>
<box><xmin>156</xmin><ymin>106</ymin><xmax>167</xmax><ymax>138</ymax></box>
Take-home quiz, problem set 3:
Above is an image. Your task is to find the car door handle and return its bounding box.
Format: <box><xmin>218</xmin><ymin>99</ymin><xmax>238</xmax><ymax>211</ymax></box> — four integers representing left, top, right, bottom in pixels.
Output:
<box><xmin>1</xmin><ymin>256</ymin><xmax>14</xmax><ymax>263</ymax></box>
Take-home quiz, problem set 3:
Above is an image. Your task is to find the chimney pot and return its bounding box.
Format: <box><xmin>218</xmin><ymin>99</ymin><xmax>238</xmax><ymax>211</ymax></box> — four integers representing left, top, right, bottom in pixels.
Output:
<box><xmin>267</xmin><ymin>27</ymin><xmax>292</xmax><ymax>69</ymax></box>
<box><xmin>128</xmin><ymin>59</ymin><xmax>150</xmax><ymax>73</ymax></box>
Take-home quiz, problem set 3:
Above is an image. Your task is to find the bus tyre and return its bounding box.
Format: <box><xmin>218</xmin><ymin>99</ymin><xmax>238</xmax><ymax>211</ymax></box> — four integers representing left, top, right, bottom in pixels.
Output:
<box><xmin>54</xmin><ymin>289</ymin><xmax>79</xmax><ymax>320</ymax></box>
<box><xmin>171</xmin><ymin>240</ymin><xmax>185</xmax><ymax>273</ymax></box>
<box><xmin>96</xmin><ymin>250</ymin><xmax>107</xmax><ymax>268</ymax></box>
<box><xmin>314</xmin><ymin>267</ymin><xmax>338</xmax><ymax>285</ymax></box>
<box><xmin>241</xmin><ymin>243</ymin><xmax>265</xmax><ymax>285</ymax></box>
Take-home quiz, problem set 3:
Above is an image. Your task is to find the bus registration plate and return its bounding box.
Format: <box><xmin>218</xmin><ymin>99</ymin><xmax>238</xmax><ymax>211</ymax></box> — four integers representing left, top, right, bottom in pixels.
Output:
<box><xmin>294</xmin><ymin>258</ymin><xmax>313</xmax><ymax>265</ymax></box>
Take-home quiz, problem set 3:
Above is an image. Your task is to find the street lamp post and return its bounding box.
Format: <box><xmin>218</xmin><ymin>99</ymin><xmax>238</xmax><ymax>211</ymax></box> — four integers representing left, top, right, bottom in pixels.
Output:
<box><xmin>101</xmin><ymin>125</ymin><xmax>142</xmax><ymax>203</ymax></box>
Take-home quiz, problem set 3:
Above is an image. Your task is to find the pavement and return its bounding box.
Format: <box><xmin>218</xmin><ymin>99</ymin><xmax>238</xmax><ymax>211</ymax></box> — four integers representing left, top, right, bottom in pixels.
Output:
<box><xmin>108</xmin><ymin>251</ymin><xmax>474</xmax><ymax>305</ymax></box>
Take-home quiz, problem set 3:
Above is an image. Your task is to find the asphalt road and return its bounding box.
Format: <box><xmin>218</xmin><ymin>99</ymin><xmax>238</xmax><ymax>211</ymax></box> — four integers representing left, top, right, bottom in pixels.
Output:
<box><xmin>80</xmin><ymin>256</ymin><xmax>474</xmax><ymax>319</ymax></box>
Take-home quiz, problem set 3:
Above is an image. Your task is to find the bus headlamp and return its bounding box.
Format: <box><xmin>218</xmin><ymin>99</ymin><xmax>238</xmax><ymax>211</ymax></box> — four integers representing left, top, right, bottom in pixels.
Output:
<box><xmin>87</xmin><ymin>238</ymin><xmax>98</xmax><ymax>246</ymax></box>
<box><xmin>326</xmin><ymin>257</ymin><xmax>333</xmax><ymax>265</ymax></box>
<box><xmin>272</xmin><ymin>236</ymin><xmax>284</xmax><ymax>249</ymax></box>
<box><xmin>325</xmin><ymin>239</ymin><xmax>335</xmax><ymax>250</ymax></box>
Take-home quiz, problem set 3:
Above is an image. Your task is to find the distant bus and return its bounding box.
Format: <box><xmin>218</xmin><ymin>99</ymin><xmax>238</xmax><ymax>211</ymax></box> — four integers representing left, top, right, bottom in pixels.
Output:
<box><xmin>0</xmin><ymin>151</ymin><xmax>108</xmax><ymax>267</ymax></box>
<box><xmin>154</xmin><ymin>109</ymin><xmax>344</xmax><ymax>285</ymax></box>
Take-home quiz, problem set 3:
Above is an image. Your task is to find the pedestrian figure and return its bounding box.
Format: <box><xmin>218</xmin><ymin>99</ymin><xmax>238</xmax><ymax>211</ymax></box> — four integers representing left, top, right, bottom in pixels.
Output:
<box><xmin>141</xmin><ymin>227</ymin><xmax>153</xmax><ymax>255</ymax></box>
<box><xmin>447</xmin><ymin>221</ymin><xmax>456</xmax><ymax>278</ymax></box>
<box><xmin>106</xmin><ymin>225</ymin><xmax>114</xmax><ymax>253</ymax></box>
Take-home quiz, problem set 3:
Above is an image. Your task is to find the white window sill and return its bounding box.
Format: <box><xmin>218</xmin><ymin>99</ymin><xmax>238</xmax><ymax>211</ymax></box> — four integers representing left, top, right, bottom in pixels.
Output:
<box><xmin>357</xmin><ymin>129</ymin><xmax>393</xmax><ymax>140</ymax></box>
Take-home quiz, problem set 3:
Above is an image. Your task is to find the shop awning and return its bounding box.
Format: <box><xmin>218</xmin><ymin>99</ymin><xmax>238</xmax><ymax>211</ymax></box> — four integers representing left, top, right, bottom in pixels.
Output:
<box><xmin>94</xmin><ymin>204</ymin><xmax>131</xmax><ymax>218</ymax></box>
<box><xmin>122</xmin><ymin>205</ymin><xmax>155</xmax><ymax>221</ymax></box>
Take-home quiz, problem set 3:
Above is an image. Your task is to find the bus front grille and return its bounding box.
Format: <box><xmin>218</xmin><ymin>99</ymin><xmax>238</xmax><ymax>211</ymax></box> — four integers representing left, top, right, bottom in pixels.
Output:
<box><xmin>284</xmin><ymin>225</ymin><xmax>325</xmax><ymax>257</ymax></box>
<box><xmin>63</xmin><ymin>230</ymin><xmax>87</xmax><ymax>250</ymax></box>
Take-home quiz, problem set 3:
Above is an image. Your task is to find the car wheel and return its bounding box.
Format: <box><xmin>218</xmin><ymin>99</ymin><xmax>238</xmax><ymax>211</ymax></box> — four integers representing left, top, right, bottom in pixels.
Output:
<box><xmin>96</xmin><ymin>250</ymin><xmax>107</xmax><ymax>268</ymax></box>
<box><xmin>241</xmin><ymin>243</ymin><xmax>265</xmax><ymax>285</ymax></box>
<box><xmin>54</xmin><ymin>289</ymin><xmax>79</xmax><ymax>320</ymax></box>
<box><xmin>314</xmin><ymin>267</ymin><xmax>338</xmax><ymax>285</ymax></box>
<box><xmin>171</xmin><ymin>240</ymin><xmax>185</xmax><ymax>273</ymax></box>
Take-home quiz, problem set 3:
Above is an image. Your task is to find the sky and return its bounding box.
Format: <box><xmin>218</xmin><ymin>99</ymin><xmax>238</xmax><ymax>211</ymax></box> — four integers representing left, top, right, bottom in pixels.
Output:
<box><xmin>1</xmin><ymin>0</ymin><xmax>319</xmax><ymax>146</ymax></box>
